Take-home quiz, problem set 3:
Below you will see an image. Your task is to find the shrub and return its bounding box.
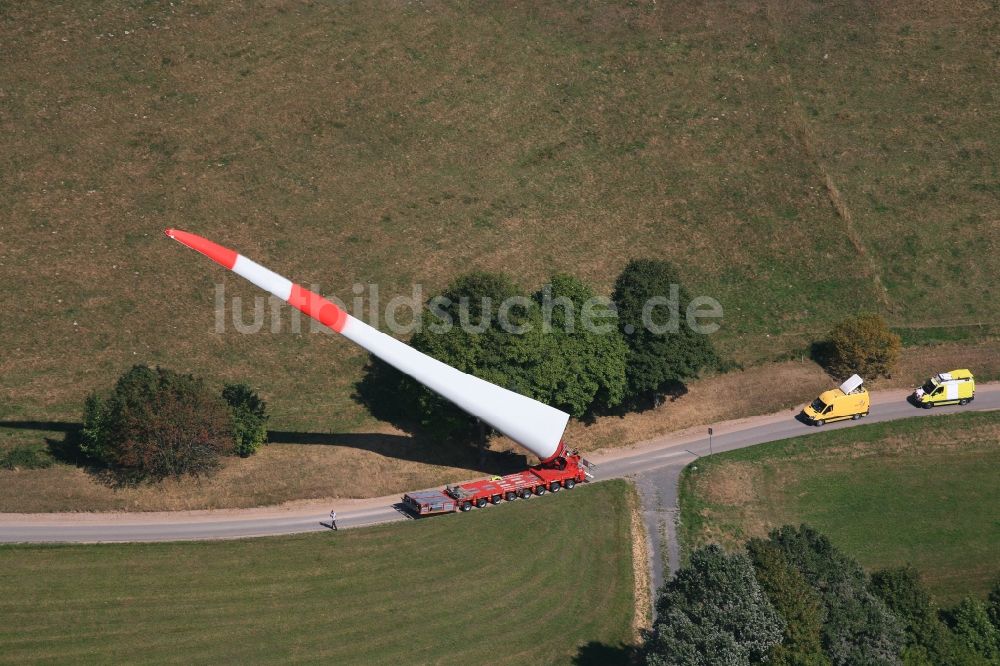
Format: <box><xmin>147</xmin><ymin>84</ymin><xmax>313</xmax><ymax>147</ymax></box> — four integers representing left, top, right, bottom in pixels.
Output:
<box><xmin>0</xmin><ymin>445</ymin><xmax>54</xmax><ymax>470</ymax></box>
<box><xmin>222</xmin><ymin>382</ymin><xmax>269</xmax><ymax>457</ymax></box>
<box><xmin>82</xmin><ymin>365</ymin><xmax>235</xmax><ymax>480</ymax></box>
<box><xmin>824</xmin><ymin>314</ymin><xmax>901</xmax><ymax>380</ymax></box>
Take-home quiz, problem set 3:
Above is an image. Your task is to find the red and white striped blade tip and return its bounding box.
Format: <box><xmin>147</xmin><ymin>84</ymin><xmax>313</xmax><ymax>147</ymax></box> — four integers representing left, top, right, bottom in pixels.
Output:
<box><xmin>165</xmin><ymin>228</ymin><xmax>238</xmax><ymax>269</ymax></box>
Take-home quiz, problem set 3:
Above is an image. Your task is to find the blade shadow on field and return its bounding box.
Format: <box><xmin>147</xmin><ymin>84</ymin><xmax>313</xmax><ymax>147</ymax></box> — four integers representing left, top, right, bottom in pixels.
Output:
<box><xmin>266</xmin><ymin>429</ymin><xmax>528</xmax><ymax>475</ymax></box>
<box><xmin>0</xmin><ymin>421</ymin><xmax>528</xmax><ymax>477</ymax></box>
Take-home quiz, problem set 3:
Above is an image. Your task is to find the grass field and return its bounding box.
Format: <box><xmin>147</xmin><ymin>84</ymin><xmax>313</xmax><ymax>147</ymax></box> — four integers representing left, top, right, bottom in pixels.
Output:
<box><xmin>1</xmin><ymin>1</ymin><xmax>997</xmax><ymax>434</ymax></box>
<box><xmin>0</xmin><ymin>480</ymin><xmax>637</xmax><ymax>665</ymax></box>
<box><xmin>679</xmin><ymin>410</ymin><xmax>1000</xmax><ymax>604</ymax></box>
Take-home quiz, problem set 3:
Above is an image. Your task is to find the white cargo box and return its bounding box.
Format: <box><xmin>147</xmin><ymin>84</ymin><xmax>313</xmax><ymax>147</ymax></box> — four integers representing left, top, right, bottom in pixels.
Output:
<box><xmin>839</xmin><ymin>374</ymin><xmax>864</xmax><ymax>394</ymax></box>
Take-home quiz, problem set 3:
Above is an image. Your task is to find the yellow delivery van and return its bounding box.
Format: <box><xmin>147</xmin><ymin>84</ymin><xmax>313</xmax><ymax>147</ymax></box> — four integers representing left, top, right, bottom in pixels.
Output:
<box><xmin>802</xmin><ymin>374</ymin><xmax>870</xmax><ymax>426</ymax></box>
<box><xmin>912</xmin><ymin>369</ymin><xmax>975</xmax><ymax>408</ymax></box>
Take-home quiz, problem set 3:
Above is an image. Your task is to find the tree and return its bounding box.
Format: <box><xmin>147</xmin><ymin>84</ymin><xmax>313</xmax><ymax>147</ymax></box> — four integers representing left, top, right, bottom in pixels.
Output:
<box><xmin>987</xmin><ymin>580</ymin><xmax>1000</xmax><ymax>632</ymax></box>
<box><xmin>943</xmin><ymin>598</ymin><xmax>1000</xmax><ymax>662</ymax></box>
<box><xmin>765</xmin><ymin>525</ymin><xmax>905</xmax><ymax>665</ymax></box>
<box><xmin>747</xmin><ymin>538</ymin><xmax>829</xmax><ymax>665</ymax></box>
<box><xmin>222</xmin><ymin>382</ymin><xmax>269</xmax><ymax>457</ymax></box>
<box><xmin>825</xmin><ymin>314</ymin><xmax>901</xmax><ymax>380</ymax></box>
<box><xmin>644</xmin><ymin>545</ymin><xmax>784</xmax><ymax>665</ymax></box>
<box><xmin>870</xmin><ymin>566</ymin><xmax>973</xmax><ymax>665</ymax></box>
<box><xmin>363</xmin><ymin>271</ymin><xmax>628</xmax><ymax>444</ymax></box>
<box><xmin>531</xmin><ymin>274</ymin><xmax>627</xmax><ymax>415</ymax></box>
<box><xmin>611</xmin><ymin>259</ymin><xmax>719</xmax><ymax>405</ymax></box>
<box><xmin>81</xmin><ymin>365</ymin><xmax>235</xmax><ymax>480</ymax></box>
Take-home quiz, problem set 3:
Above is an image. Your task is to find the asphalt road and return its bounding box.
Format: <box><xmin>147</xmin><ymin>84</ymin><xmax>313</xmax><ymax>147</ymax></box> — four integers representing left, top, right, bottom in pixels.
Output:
<box><xmin>1</xmin><ymin>385</ymin><xmax>996</xmax><ymax>545</ymax></box>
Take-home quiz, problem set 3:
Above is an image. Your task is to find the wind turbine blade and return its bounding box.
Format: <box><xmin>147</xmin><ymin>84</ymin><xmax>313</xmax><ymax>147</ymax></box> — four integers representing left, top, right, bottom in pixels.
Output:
<box><xmin>165</xmin><ymin>229</ymin><xmax>569</xmax><ymax>461</ymax></box>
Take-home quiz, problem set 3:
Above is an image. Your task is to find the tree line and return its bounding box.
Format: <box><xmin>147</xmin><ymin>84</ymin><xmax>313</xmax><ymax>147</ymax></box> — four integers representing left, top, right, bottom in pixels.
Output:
<box><xmin>644</xmin><ymin>525</ymin><xmax>1000</xmax><ymax>665</ymax></box>
<box><xmin>356</xmin><ymin>259</ymin><xmax>723</xmax><ymax>442</ymax></box>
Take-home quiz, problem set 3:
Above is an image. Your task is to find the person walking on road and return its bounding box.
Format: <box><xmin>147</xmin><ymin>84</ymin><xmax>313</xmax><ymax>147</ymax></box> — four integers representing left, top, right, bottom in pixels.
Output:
<box><xmin>329</xmin><ymin>511</ymin><xmax>337</xmax><ymax>531</ymax></box>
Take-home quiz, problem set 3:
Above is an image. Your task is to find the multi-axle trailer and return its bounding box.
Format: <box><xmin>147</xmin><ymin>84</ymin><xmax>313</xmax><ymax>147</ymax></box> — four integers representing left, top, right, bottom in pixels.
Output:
<box><xmin>403</xmin><ymin>447</ymin><xmax>594</xmax><ymax>516</ymax></box>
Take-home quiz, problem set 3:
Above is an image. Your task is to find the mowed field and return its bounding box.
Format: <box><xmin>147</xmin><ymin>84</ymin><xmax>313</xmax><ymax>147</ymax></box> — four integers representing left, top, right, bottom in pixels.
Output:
<box><xmin>679</xmin><ymin>411</ymin><xmax>1000</xmax><ymax>604</ymax></box>
<box><xmin>0</xmin><ymin>481</ymin><xmax>638</xmax><ymax>665</ymax></box>
<box><xmin>1</xmin><ymin>0</ymin><xmax>997</xmax><ymax>436</ymax></box>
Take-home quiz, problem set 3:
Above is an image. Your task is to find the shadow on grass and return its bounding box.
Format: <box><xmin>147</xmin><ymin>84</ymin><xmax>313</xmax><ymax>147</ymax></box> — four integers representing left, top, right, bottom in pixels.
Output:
<box><xmin>572</xmin><ymin>641</ymin><xmax>637</xmax><ymax>665</ymax></box>
<box><xmin>1</xmin><ymin>420</ymin><xmax>529</xmax><ymax>479</ymax></box>
<box><xmin>267</xmin><ymin>429</ymin><xmax>528</xmax><ymax>476</ymax></box>
<box><xmin>809</xmin><ymin>340</ymin><xmax>836</xmax><ymax>375</ymax></box>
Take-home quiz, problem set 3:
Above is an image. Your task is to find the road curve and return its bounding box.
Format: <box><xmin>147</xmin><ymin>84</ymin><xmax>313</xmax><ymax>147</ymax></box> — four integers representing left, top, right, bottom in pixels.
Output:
<box><xmin>1</xmin><ymin>384</ymin><xmax>997</xmax><ymax>544</ymax></box>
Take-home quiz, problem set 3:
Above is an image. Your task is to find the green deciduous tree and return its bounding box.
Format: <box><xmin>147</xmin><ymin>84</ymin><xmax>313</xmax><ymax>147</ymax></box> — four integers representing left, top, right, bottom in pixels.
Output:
<box><xmin>869</xmin><ymin>566</ymin><xmax>978</xmax><ymax>666</ymax></box>
<box><xmin>81</xmin><ymin>365</ymin><xmax>236</xmax><ymax>480</ymax></box>
<box><xmin>644</xmin><ymin>545</ymin><xmax>784</xmax><ymax>665</ymax></box>
<box><xmin>765</xmin><ymin>525</ymin><xmax>905</xmax><ymax>665</ymax></box>
<box><xmin>222</xmin><ymin>382</ymin><xmax>269</xmax><ymax>457</ymax></box>
<box><xmin>363</xmin><ymin>271</ymin><xmax>628</xmax><ymax>445</ymax></box>
<box><xmin>943</xmin><ymin>598</ymin><xmax>1000</xmax><ymax>662</ymax></box>
<box><xmin>747</xmin><ymin>538</ymin><xmax>829</xmax><ymax>665</ymax></box>
<box><xmin>611</xmin><ymin>259</ymin><xmax>720</xmax><ymax>405</ymax></box>
<box><xmin>988</xmin><ymin>581</ymin><xmax>1000</xmax><ymax>632</ymax></box>
<box><xmin>532</xmin><ymin>274</ymin><xmax>627</xmax><ymax>415</ymax></box>
<box><xmin>825</xmin><ymin>314</ymin><xmax>901</xmax><ymax>380</ymax></box>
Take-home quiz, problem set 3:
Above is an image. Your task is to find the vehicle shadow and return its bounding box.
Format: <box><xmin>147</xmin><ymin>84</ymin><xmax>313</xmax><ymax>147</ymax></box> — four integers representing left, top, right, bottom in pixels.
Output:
<box><xmin>793</xmin><ymin>411</ymin><xmax>814</xmax><ymax>426</ymax></box>
<box><xmin>0</xmin><ymin>421</ymin><xmax>529</xmax><ymax>478</ymax></box>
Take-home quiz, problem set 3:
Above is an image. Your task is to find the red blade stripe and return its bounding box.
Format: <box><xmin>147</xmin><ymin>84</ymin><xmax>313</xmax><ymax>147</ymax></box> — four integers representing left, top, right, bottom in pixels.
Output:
<box><xmin>165</xmin><ymin>229</ymin><xmax>238</xmax><ymax>270</ymax></box>
<box><xmin>289</xmin><ymin>284</ymin><xmax>347</xmax><ymax>333</ymax></box>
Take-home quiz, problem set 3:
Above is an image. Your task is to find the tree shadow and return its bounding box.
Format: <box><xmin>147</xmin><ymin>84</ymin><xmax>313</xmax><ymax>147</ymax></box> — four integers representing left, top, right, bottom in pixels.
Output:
<box><xmin>1</xmin><ymin>420</ymin><xmax>528</xmax><ymax>479</ymax></box>
<box><xmin>0</xmin><ymin>420</ymin><xmax>78</xmax><ymax>433</ymax></box>
<box><xmin>352</xmin><ymin>358</ymin><xmax>423</xmax><ymax>433</ymax></box>
<box><xmin>572</xmin><ymin>641</ymin><xmax>637</xmax><ymax>666</ymax></box>
<box><xmin>580</xmin><ymin>380</ymin><xmax>690</xmax><ymax>425</ymax></box>
<box><xmin>809</xmin><ymin>339</ymin><xmax>836</xmax><ymax>375</ymax></box>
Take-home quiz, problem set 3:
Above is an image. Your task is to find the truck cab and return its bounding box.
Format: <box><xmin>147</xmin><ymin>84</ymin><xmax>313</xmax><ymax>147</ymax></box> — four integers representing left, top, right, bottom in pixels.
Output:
<box><xmin>802</xmin><ymin>374</ymin><xmax>870</xmax><ymax>426</ymax></box>
<box><xmin>912</xmin><ymin>369</ymin><xmax>975</xmax><ymax>408</ymax></box>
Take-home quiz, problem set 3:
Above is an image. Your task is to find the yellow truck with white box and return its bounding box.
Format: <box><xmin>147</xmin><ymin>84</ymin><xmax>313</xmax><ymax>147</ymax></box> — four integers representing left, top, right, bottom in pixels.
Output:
<box><xmin>912</xmin><ymin>369</ymin><xmax>975</xmax><ymax>408</ymax></box>
<box><xmin>802</xmin><ymin>374</ymin><xmax>870</xmax><ymax>426</ymax></box>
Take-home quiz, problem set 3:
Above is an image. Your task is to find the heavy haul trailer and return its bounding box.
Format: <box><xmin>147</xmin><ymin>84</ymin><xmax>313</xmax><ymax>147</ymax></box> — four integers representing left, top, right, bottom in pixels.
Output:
<box><xmin>165</xmin><ymin>229</ymin><xmax>594</xmax><ymax>517</ymax></box>
<box><xmin>403</xmin><ymin>449</ymin><xmax>594</xmax><ymax>516</ymax></box>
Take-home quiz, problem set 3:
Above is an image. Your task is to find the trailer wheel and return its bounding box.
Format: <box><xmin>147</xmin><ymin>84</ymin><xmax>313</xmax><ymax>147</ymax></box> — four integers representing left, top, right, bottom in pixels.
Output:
<box><xmin>959</xmin><ymin>399</ymin><xmax>968</xmax><ymax>406</ymax></box>
<box><xmin>549</xmin><ymin>481</ymin><xmax>561</xmax><ymax>492</ymax></box>
<box><xmin>491</xmin><ymin>495</ymin><xmax>502</xmax><ymax>505</ymax></box>
<box><xmin>460</xmin><ymin>501</ymin><xmax>472</xmax><ymax>512</ymax></box>
<box><xmin>924</xmin><ymin>403</ymin><xmax>933</xmax><ymax>409</ymax></box>
<box><xmin>564</xmin><ymin>479</ymin><xmax>576</xmax><ymax>490</ymax></box>
<box><xmin>535</xmin><ymin>485</ymin><xmax>547</xmax><ymax>496</ymax></box>
<box><xmin>519</xmin><ymin>488</ymin><xmax>532</xmax><ymax>499</ymax></box>
<box><xmin>815</xmin><ymin>419</ymin><xmax>825</xmax><ymax>426</ymax></box>
<box><xmin>852</xmin><ymin>413</ymin><xmax>860</xmax><ymax>420</ymax></box>
<box><xmin>505</xmin><ymin>491</ymin><xmax>517</xmax><ymax>502</ymax></box>
<box><xmin>476</xmin><ymin>497</ymin><xmax>488</xmax><ymax>509</ymax></box>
